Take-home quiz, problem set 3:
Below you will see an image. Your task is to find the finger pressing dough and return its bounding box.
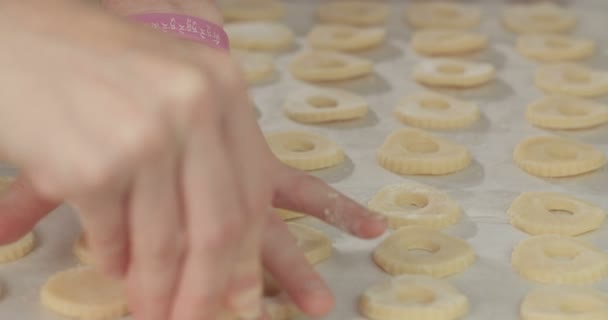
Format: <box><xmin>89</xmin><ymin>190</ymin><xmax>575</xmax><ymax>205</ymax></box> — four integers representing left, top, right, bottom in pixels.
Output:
<box><xmin>373</xmin><ymin>226</ymin><xmax>476</xmax><ymax>278</ymax></box>
<box><xmin>512</xmin><ymin>235</ymin><xmax>608</xmax><ymax>285</ymax></box>
<box><xmin>509</xmin><ymin>192</ymin><xmax>606</xmax><ymax>236</ymax></box>
<box><xmin>233</xmin><ymin>50</ymin><xmax>275</xmax><ymax>84</ymax></box>
<box><xmin>535</xmin><ymin>64</ymin><xmax>608</xmax><ymax>98</ymax></box>
<box><xmin>225</xmin><ymin>22</ymin><xmax>294</xmax><ymax>51</ymax></box>
<box><xmin>521</xmin><ymin>286</ymin><xmax>608</xmax><ymax>320</ymax></box>
<box><xmin>41</xmin><ymin>266</ymin><xmax>128</xmax><ymax>320</ymax></box>
<box><xmin>219</xmin><ymin>0</ymin><xmax>285</xmax><ymax>22</ymax></box>
<box><xmin>0</xmin><ymin>232</ymin><xmax>35</xmax><ymax>264</ymax></box>
<box><xmin>503</xmin><ymin>2</ymin><xmax>576</xmax><ymax>34</ymax></box>
<box><xmin>360</xmin><ymin>275</ymin><xmax>469</xmax><ymax>320</ymax></box>
<box><xmin>377</xmin><ymin>129</ymin><xmax>472</xmax><ymax>176</ymax></box>
<box><xmin>317</xmin><ymin>1</ymin><xmax>389</xmax><ymax>26</ymax></box>
<box><xmin>74</xmin><ymin>233</ymin><xmax>94</xmax><ymax>265</ymax></box>
<box><xmin>277</xmin><ymin>209</ymin><xmax>305</xmax><ymax>221</ymax></box>
<box><xmin>526</xmin><ymin>95</ymin><xmax>608</xmax><ymax>130</ymax></box>
<box><xmin>265</xmin><ymin>293</ymin><xmax>300</xmax><ymax>320</ymax></box>
<box><xmin>266</xmin><ymin>131</ymin><xmax>345</xmax><ymax>171</ymax></box>
<box><xmin>307</xmin><ymin>24</ymin><xmax>387</xmax><ymax>52</ymax></box>
<box><xmin>405</xmin><ymin>2</ymin><xmax>482</xmax><ymax>30</ymax></box>
<box><xmin>368</xmin><ymin>182</ymin><xmax>461</xmax><ymax>230</ymax></box>
<box><xmin>513</xmin><ymin>135</ymin><xmax>606</xmax><ymax>178</ymax></box>
<box><xmin>284</xmin><ymin>86</ymin><xmax>368</xmax><ymax>123</ymax></box>
<box><xmin>413</xmin><ymin>59</ymin><xmax>495</xmax><ymax>88</ymax></box>
<box><xmin>288</xmin><ymin>223</ymin><xmax>333</xmax><ymax>265</ymax></box>
<box><xmin>289</xmin><ymin>51</ymin><xmax>373</xmax><ymax>82</ymax></box>
<box><xmin>394</xmin><ymin>92</ymin><xmax>480</xmax><ymax>130</ymax></box>
<box><xmin>517</xmin><ymin>34</ymin><xmax>595</xmax><ymax>62</ymax></box>
<box><xmin>411</xmin><ymin>30</ymin><xmax>488</xmax><ymax>57</ymax></box>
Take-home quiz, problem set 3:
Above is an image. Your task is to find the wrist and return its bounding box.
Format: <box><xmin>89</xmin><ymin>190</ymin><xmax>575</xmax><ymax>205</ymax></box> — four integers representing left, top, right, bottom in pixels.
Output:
<box><xmin>101</xmin><ymin>0</ymin><xmax>223</xmax><ymax>25</ymax></box>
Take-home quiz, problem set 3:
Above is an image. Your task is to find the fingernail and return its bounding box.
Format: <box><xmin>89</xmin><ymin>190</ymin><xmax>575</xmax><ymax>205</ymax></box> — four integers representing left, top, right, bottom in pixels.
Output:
<box><xmin>368</xmin><ymin>210</ymin><xmax>387</xmax><ymax>221</ymax></box>
<box><xmin>232</xmin><ymin>287</ymin><xmax>262</xmax><ymax>320</ymax></box>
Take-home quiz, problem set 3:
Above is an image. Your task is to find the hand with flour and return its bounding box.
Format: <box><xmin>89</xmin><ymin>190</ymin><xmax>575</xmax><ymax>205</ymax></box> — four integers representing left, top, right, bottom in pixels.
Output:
<box><xmin>0</xmin><ymin>1</ymin><xmax>387</xmax><ymax>319</ymax></box>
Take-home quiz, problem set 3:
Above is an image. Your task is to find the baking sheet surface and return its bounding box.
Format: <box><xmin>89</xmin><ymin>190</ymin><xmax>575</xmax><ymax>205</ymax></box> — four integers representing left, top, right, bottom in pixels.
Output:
<box><xmin>2</xmin><ymin>1</ymin><xmax>608</xmax><ymax>319</ymax></box>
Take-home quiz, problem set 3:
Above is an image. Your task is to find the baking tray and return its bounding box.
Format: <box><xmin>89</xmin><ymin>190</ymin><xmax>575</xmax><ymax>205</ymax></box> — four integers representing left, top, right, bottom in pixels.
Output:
<box><xmin>2</xmin><ymin>0</ymin><xmax>608</xmax><ymax>319</ymax></box>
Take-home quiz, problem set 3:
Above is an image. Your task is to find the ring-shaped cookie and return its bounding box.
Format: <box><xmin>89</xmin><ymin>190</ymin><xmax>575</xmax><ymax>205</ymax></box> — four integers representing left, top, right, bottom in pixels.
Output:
<box><xmin>535</xmin><ymin>64</ymin><xmax>608</xmax><ymax>98</ymax></box>
<box><xmin>517</xmin><ymin>34</ymin><xmax>595</xmax><ymax>62</ymax></box>
<box><xmin>411</xmin><ymin>30</ymin><xmax>488</xmax><ymax>56</ymax></box>
<box><xmin>307</xmin><ymin>24</ymin><xmax>387</xmax><ymax>52</ymax></box>
<box><xmin>284</xmin><ymin>86</ymin><xmax>368</xmax><ymax>123</ymax></box>
<box><xmin>521</xmin><ymin>286</ymin><xmax>608</xmax><ymax>320</ymax></box>
<box><xmin>405</xmin><ymin>2</ymin><xmax>482</xmax><ymax>30</ymax></box>
<box><xmin>525</xmin><ymin>95</ymin><xmax>608</xmax><ymax>130</ymax></box>
<box><xmin>503</xmin><ymin>3</ymin><xmax>576</xmax><ymax>34</ymax></box>
<box><xmin>413</xmin><ymin>59</ymin><xmax>495</xmax><ymax>88</ymax></box>
<box><xmin>317</xmin><ymin>1</ymin><xmax>389</xmax><ymax>26</ymax></box>
<box><xmin>394</xmin><ymin>92</ymin><xmax>480</xmax><ymax>129</ymax></box>
<box><xmin>266</xmin><ymin>131</ymin><xmax>345</xmax><ymax>171</ymax></box>
<box><xmin>289</xmin><ymin>51</ymin><xmax>373</xmax><ymax>82</ymax></box>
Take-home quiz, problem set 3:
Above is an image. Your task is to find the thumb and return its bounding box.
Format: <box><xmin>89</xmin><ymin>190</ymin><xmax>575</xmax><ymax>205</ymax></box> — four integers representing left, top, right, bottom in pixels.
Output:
<box><xmin>0</xmin><ymin>174</ymin><xmax>60</xmax><ymax>244</ymax></box>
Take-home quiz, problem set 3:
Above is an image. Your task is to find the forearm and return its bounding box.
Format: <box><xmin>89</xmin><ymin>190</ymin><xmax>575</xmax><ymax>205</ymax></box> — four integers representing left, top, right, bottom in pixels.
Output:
<box><xmin>101</xmin><ymin>0</ymin><xmax>223</xmax><ymax>24</ymax></box>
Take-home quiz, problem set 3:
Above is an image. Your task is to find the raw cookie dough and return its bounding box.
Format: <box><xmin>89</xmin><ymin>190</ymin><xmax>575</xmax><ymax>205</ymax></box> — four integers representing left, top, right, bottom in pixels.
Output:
<box><xmin>373</xmin><ymin>226</ymin><xmax>476</xmax><ymax>278</ymax></box>
<box><xmin>288</xmin><ymin>223</ymin><xmax>333</xmax><ymax>265</ymax></box>
<box><xmin>283</xmin><ymin>86</ymin><xmax>368</xmax><ymax>123</ymax></box>
<box><xmin>265</xmin><ymin>293</ymin><xmax>300</xmax><ymax>320</ymax></box>
<box><xmin>394</xmin><ymin>91</ymin><xmax>480</xmax><ymax>130</ymax></box>
<box><xmin>360</xmin><ymin>275</ymin><xmax>469</xmax><ymax>320</ymax></box>
<box><xmin>503</xmin><ymin>2</ymin><xmax>576</xmax><ymax>34</ymax></box>
<box><xmin>525</xmin><ymin>95</ymin><xmax>608</xmax><ymax>130</ymax></box>
<box><xmin>512</xmin><ymin>235</ymin><xmax>608</xmax><ymax>285</ymax></box>
<box><xmin>0</xmin><ymin>232</ymin><xmax>35</xmax><ymax>264</ymax></box>
<box><xmin>41</xmin><ymin>266</ymin><xmax>128</xmax><ymax>320</ymax></box>
<box><xmin>368</xmin><ymin>182</ymin><xmax>462</xmax><ymax>230</ymax></box>
<box><xmin>509</xmin><ymin>192</ymin><xmax>606</xmax><ymax>236</ymax></box>
<box><xmin>411</xmin><ymin>30</ymin><xmax>488</xmax><ymax>56</ymax></box>
<box><xmin>289</xmin><ymin>51</ymin><xmax>373</xmax><ymax>82</ymax></box>
<box><xmin>513</xmin><ymin>135</ymin><xmax>606</xmax><ymax>178</ymax></box>
<box><xmin>413</xmin><ymin>59</ymin><xmax>495</xmax><ymax>88</ymax></box>
<box><xmin>405</xmin><ymin>2</ymin><xmax>482</xmax><ymax>30</ymax></box>
<box><xmin>74</xmin><ymin>233</ymin><xmax>94</xmax><ymax>265</ymax></box>
<box><xmin>535</xmin><ymin>63</ymin><xmax>608</xmax><ymax>98</ymax></box>
<box><xmin>266</xmin><ymin>131</ymin><xmax>345</xmax><ymax>171</ymax></box>
<box><xmin>225</xmin><ymin>21</ymin><xmax>294</xmax><ymax>51</ymax></box>
<box><xmin>277</xmin><ymin>209</ymin><xmax>305</xmax><ymax>221</ymax></box>
<box><xmin>233</xmin><ymin>50</ymin><xmax>275</xmax><ymax>84</ymax></box>
<box><xmin>317</xmin><ymin>1</ymin><xmax>389</xmax><ymax>26</ymax></box>
<box><xmin>307</xmin><ymin>24</ymin><xmax>387</xmax><ymax>52</ymax></box>
<box><xmin>521</xmin><ymin>286</ymin><xmax>608</xmax><ymax>320</ymax></box>
<box><xmin>377</xmin><ymin>129</ymin><xmax>472</xmax><ymax>176</ymax></box>
<box><xmin>517</xmin><ymin>34</ymin><xmax>595</xmax><ymax>62</ymax></box>
<box><xmin>219</xmin><ymin>0</ymin><xmax>285</xmax><ymax>22</ymax></box>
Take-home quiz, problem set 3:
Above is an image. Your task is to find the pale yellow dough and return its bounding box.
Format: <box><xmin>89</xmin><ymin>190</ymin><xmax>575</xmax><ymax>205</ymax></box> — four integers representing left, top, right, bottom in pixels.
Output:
<box><xmin>277</xmin><ymin>209</ymin><xmax>305</xmax><ymax>221</ymax></box>
<box><xmin>373</xmin><ymin>226</ymin><xmax>476</xmax><ymax>278</ymax></box>
<box><xmin>317</xmin><ymin>1</ymin><xmax>389</xmax><ymax>26</ymax></box>
<box><xmin>41</xmin><ymin>266</ymin><xmax>128</xmax><ymax>320</ymax></box>
<box><xmin>74</xmin><ymin>233</ymin><xmax>94</xmax><ymax>265</ymax></box>
<box><xmin>377</xmin><ymin>129</ymin><xmax>472</xmax><ymax>176</ymax></box>
<box><xmin>521</xmin><ymin>286</ymin><xmax>608</xmax><ymax>320</ymax></box>
<box><xmin>266</xmin><ymin>131</ymin><xmax>345</xmax><ymax>171</ymax></box>
<box><xmin>360</xmin><ymin>275</ymin><xmax>469</xmax><ymax>320</ymax></box>
<box><xmin>289</xmin><ymin>51</ymin><xmax>373</xmax><ymax>82</ymax></box>
<box><xmin>284</xmin><ymin>86</ymin><xmax>368</xmax><ymax>123</ymax></box>
<box><xmin>265</xmin><ymin>293</ymin><xmax>300</xmax><ymax>320</ymax></box>
<box><xmin>509</xmin><ymin>192</ymin><xmax>606</xmax><ymax>236</ymax></box>
<box><xmin>219</xmin><ymin>0</ymin><xmax>285</xmax><ymax>22</ymax></box>
<box><xmin>535</xmin><ymin>63</ymin><xmax>608</xmax><ymax>98</ymax></box>
<box><xmin>394</xmin><ymin>91</ymin><xmax>480</xmax><ymax>129</ymax></box>
<box><xmin>233</xmin><ymin>50</ymin><xmax>275</xmax><ymax>85</ymax></box>
<box><xmin>526</xmin><ymin>95</ymin><xmax>608</xmax><ymax>130</ymax></box>
<box><xmin>288</xmin><ymin>223</ymin><xmax>333</xmax><ymax>265</ymax></box>
<box><xmin>513</xmin><ymin>135</ymin><xmax>606</xmax><ymax>178</ymax></box>
<box><xmin>308</xmin><ymin>24</ymin><xmax>387</xmax><ymax>52</ymax></box>
<box><xmin>405</xmin><ymin>2</ymin><xmax>482</xmax><ymax>30</ymax></box>
<box><xmin>411</xmin><ymin>30</ymin><xmax>488</xmax><ymax>56</ymax></box>
<box><xmin>512</xmin><ymin>235</ymin><xmax>608</xmax><ymax>285</ymax></box>
<box><xmin>0</xmin><ymin>232</ymin><xmax>35</xmax><ymax>264</ymax></box>
<box><xmin>503</xmin><ymin>2</ymin><xmax>576</xmax><ymax>34</ymax></box>
<box><xmin>517</xmin><ymin>34</ymin><xmax>595</xmax><ymax>62</ymax></box>
<box><xmin>225</xmin><ymin>22</ymin><xmax>294</xmax><ymax>51</ymax></box>
<box><xmin>368</xmin><ymin>182</ymin><xmax>461</xmax><ymax>230</ymax></box>
<box><xmin>413</xmin><ymin>59</ymin><xmax>495</xmax><ymax>88</ymax></box>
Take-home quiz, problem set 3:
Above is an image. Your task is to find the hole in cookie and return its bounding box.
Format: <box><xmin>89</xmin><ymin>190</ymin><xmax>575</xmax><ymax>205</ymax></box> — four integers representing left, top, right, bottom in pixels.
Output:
<box><xmin>395</xmin><ymin>193</ymin><xmax>429</xmax><ymax>210</ymax></box>
<box><xmin>560</xmin><ymin>296</ymin><xmax>606</xmax><ymax>314</ymax></box>
<box><xmin>544</xmin><ymin>243</ymin><xmax>580</xmax><ymax>262</ymax></box>
<box><xmin>558</xmin><ymin>105</ymin><xmax>589</xmax><ymax>117</ymax></box>
<box><xmin>284</xmin><ymin>139</ymin><xmax>315</xmax><ymax>153</ymax></box>
<box><xmin>314</xmin><ymin>58</ymin><xmax>347</xmax><ymax>69</ymax></box>
<box><xmin>549</xmin><ymin>209</ymin><xmax>575</xmax><ymax>216</ymax></box>
<box><xmin>545</xmin><ymin>199</ymin><xmax>578</xmax><ymax>217</ymax></box>
<box><xmin>307</xmin><ymin>96</ymin><xmax>339</xmax><ymax>109</ymax></box>
<box><xmin>396</xmin><ymin>285</ymin><xmax>437</xmax><ymax>305</ymax></box>
<box><xmin>420</xmin><ymin>98</ymin><xmax>450</xmax><ymax>111</ymax></box>
<box><xmin>545</xmin><ymin>38</ymin><xmax>572</xmax><ymax>49</ymax></box>
<box><xmin>544</xmin><ymin>145</ymin><xmax>578</xmax><ymax>160</ymax></box>
<box><xmin>401</xmin><ymin>137</ymin><xmax>440</xmax><ymax>154</ymax></box>
<box><xmin>563</xmin><ymin>70</ymin><xmax>591</xmax><ymax>84</ymax></box>
<box><xmin>406</xmin><ymin>240</ymin><xmax>440</xmax><ymax>256</ymax></box>
<box><xmin>437</xmin><ymin>63</ymin><xmax>466</xmax><ymax>75</ymax></box>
